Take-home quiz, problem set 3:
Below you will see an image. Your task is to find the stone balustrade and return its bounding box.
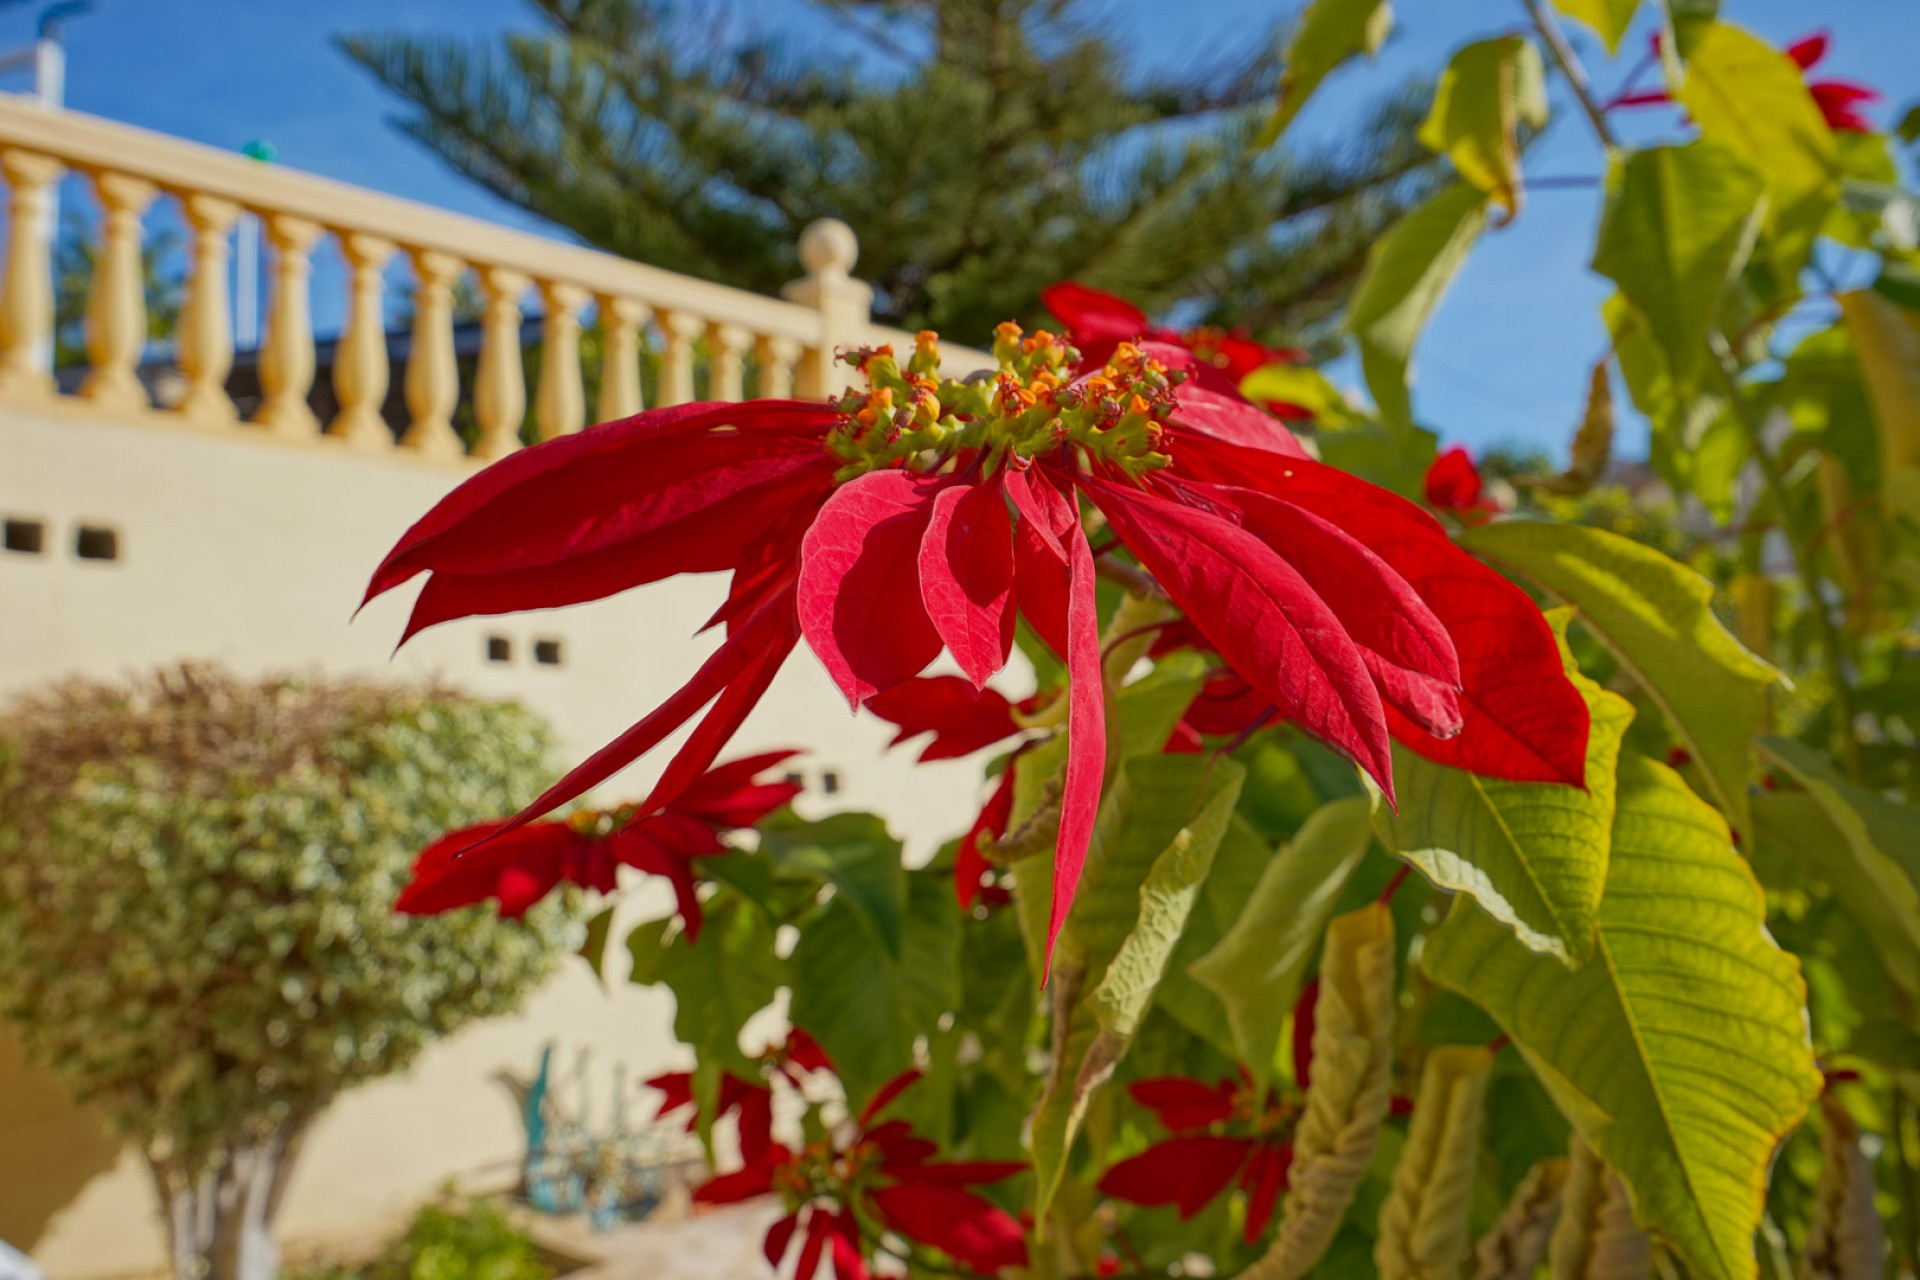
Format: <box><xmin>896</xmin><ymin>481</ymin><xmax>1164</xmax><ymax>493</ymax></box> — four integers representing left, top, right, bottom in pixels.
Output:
<box><xmin>0</xmin><ymin>96</ymin><xmax>992</xmax><ymax>463</ymax></box>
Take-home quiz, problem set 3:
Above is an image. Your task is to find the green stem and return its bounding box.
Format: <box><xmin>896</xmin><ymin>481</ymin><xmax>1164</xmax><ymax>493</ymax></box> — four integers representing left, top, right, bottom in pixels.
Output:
<box><xmin>1706</xmin><ymin>337</ymin><xmax>1865</xmax><ymax>779</ymax></box>
<box><xmin>1521</xmin><ymin>0</ymin><xmax>1619</xmax><ymax>150</ymax></box>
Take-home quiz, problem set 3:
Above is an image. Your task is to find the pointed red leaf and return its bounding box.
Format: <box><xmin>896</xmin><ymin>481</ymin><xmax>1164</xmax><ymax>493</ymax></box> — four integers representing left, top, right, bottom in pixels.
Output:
<box><xmin>799</xmin><ymin>470</ymin><xmax>946</xmax><ymax>708</ymax></box>
<box><xmin>1785</xmin><ymin>32</ymin><xmax>1828</xmax><ymax>69</ymax></box>
<box><xmin>1293</xmin><ymin>979</ymin><xmax>1317</xmax><ymax>1091</ymax></box>
<box><xmin>1239</xmin><ymin>1144</ymin><xmax>1293</xmax><ymax>1242</ymax></box>
<box><xmin>1086</xmin><ymin>479</ymin><xmax>1394</xmax><ymax>801</ymax></box>
<box><xmin>868</xmin><ymin>1182</ymin><xmax>1028</xmax><ymax>1271</ymax></box>
<box><xmin>828</xmin><ymin>1212</ymin><xmax>870</xmax><ymax>1280</ymax></box>
<box><xmin>1047</xmin><ymin>514</ymin><xmax>1107</xmax><ymax>975</ymax></box>
<box><xmin>638</xmin><ymin>617</ymin><xmax>800</xmax><ymax>818</ymax></box>
<box><xmin>888</xmin><ymin>1159</ymin><xmax>1028</xmax><ymax>1185</ymax></box>
<box><xmin>396</xmin><ymin>822</ymin><xmax>583</xmax><ymax>917</ymax></box>
<box><xmin>737</xmin><ymin>1083</ymin><xmax>775</xmax><ymax>1167</ymax></box>
<box><xmin>664</xmin><ymin>750</ymin><xmax>803</xmax><ymax>828</ymax></box>
<box><xmin>956</xmin><ymin>762</ymin><xmax>1018</xmax><ymax>909</ymax></box>
<box><xmin>1128</xmin><ymin>1077</ymin><xmax>1239</xmax><ymax>1133</ymax></box>
<box><xmin>864</xmin><ymin>677</ymin><xmax>1020</xmax><ymax>762</ymax></box>
<box><xmin>792</xmin><ymin>1208</ymin><xmax>831</xmax><ymax>1279</ymax></box>
<box><xmin>1167</xmin><ymin>384</ymin><xmax>1311</xmax><ymax>457</ymax></box>
<box><xmin>1041</xmin><ymin>281</ymin><xmax>1150</xmax><ymax>339</ymax></box>
<box><xmin>858</xmin><ymin>1068</ymin><xmax>924</xmax><ymax>1128</ymax></box>
<box><xmin>1096</xmin><ymin>1135</ymin><xmax>1253</xmax><ymax>1217</ymax></box>
<box><xmin>764</xmin><ymin>1213</ymin><xmax>801</xmax><ymax>1273</ymax></box>
<box><xmin>919</xmin><ymin>476</ymin><xmax>1017</xmax><ymax>688</ymax></box>
<box><xmin>692</xmin><ymin>1149</ymin><xmax>785</xmax><ymax>1204</ymax></box>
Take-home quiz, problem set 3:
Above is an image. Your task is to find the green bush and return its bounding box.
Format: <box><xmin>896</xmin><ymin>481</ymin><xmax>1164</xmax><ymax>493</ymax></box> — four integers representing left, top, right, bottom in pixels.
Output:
<box><xmin>289</xmin><ymin>1199</ymin><xmax>552</xmax><ymax>1280</ymax></box>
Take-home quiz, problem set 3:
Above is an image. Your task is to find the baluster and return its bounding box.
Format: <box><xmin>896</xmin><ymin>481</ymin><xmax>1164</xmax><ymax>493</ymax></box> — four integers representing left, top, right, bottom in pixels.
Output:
<box><xmin>781</xmin><ymin>218</ymin><xmax>870</xmax><ymax>398</ymax></box>
<box><xmin>658</xmin><ymin>310</ymin><xmax>701</xmax><ymax>407</ymax></box>
<box><xmin>708</xmin><ymin>323</ymin><xmax>747</xmax><ymax>402</ymax></box>
<box><xmin>176</xmin><ymin>194</ymin><xmax>240</xmax><ymax>424</ymax></box>
<box><xmin>327</xmin><ymin>232</ymin><xmax>396</xmax><ymax>449</ymax></box>
<box><xmin>252</xmin><ymin>214</ymin><xmax>323</xmax><ymax>437</ymax></box>
<box><xmin>0</xmin><ymin>149</ymin><xmax>64</xmax><ymax>400</ymax></box>
<box><xmin>78</xmin><ymin>172</ymin><xmax>156</xmax><ymax>412</ymax></box>
<box><xmin>401</xmin><ymin>249</ymin><xmax>464</xmax><ymax>459</ymax></box>
<box><xmin>472</xmin><ymin>264</ymin><xmax>529</xmax><ymax>460</ymax></box>
<box><xmin>595</xmin><ymin>295</ymin><xmax>646</xmax><ymax>423</ymax></box>
<box><xmin>535</xmin><ymin>280</ymin><xmax>586</xmax><ymax>439</ymax></box>
<box><xmin>756</xmin><ymin>335</ymin><xmax>801</xmax><ymax>400</ymax></box>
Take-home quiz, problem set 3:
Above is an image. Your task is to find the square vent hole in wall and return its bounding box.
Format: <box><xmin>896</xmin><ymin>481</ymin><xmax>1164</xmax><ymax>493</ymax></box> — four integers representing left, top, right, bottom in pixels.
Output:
<box><xmin>74</xmin><ymin>525</ymin><xmax>119</xmax><ymax>562</ymax></box>
<box><xmin>533</xmin><ymin>638</ymin><xmax>565</xmax><ymax>667</ymax></box>
<box><xmin>485</xmin><ymin>635</ymin><xmax>513</xmax><ymax>664</ymax></box>
<box><xmin>3</xmin><ymin>518</ymin><xmax>45</xmax><ymax>555</ymax></box>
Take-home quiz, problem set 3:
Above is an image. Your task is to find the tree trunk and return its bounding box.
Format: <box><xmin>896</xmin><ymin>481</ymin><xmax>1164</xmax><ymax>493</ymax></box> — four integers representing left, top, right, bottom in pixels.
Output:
<box><xmin>148</xmin><ymin>1122</ymin><xmax>305</xmax><ymax>1280</ymax></box>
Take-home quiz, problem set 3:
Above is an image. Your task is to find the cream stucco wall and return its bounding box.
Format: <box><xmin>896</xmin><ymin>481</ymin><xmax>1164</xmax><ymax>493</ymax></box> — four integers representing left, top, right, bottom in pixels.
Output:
<box><xmin>0</xmin><ymin>403</ymin><xmax>996</xmax><ymax>1276</ymax></box>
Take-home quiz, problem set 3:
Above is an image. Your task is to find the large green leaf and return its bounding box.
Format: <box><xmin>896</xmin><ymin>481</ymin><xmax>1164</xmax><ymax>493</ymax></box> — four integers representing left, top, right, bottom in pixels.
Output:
<box><xmin>1755</xmin><ymin>737</ymin><xmax>1920</xmax><ymax>1001</ymax></box>
<box><xmin>789</xmin><ymin>869</ymin><xmax>961</xmax><ymax>1109</ymax></box>
<box><xmin>1425</xmin><ymin>753</ymin><xmax>1822</xmax><ymax>1280</ymax></box>
<box><xmin>1154</xmin><ymin>813</ymin><xmax>1272</xmax><ymax>1062</ymax></box>
<box><xmin>1552</xmin><ymin>0</ymin><xmax>1640</xmax><ymax>53</ymax></box>
<box><xmin>626</xmin><ymin>896</ymin><xmax>784</xmax><ymax>1076</ymax></box>
<box><xmin>1462</xmin><ymin>520</ymin><xmax>1779</xmax><ymax>844</ymax></box>
<box><xmin>1676</xmin><ymin>22</ymin><xmax>1839</xmax><ymax>281</ymax></box>
<box><xmin>1029</xmin><ymin>754</ymin><xmax>1245</xmax><ymax>1223</ymax></box>
<box><xmin>1607</xmin><ymin>293</ymin><xmax>1732</xmax><ymax>510</ymax></box>
<box><xmin>1590</xmin><ymin>144</ymin><xmax>1766</xmax><ymax>394</ymax></box>
<box><xmin>1346</xmin><ymin>181</ymin><xmax>1490</xmax><ymax>432</ymax></box>
<box><xmin>1261</xmin><ymin>0</ymin><xmax>1393</xmax><ymax>144</ymax></box>
<box><xmin>1840</xmin><ymin>288</ymin><xmax>1920</xmax><ymax>482</ymax></box>
<box><xmin>1379</xmin><ymin>611</ymin><xmax>1632</xmax><ymax>964</ymax></box>
<box><xmin>1417</xmin><ymin>37</ymin><xmax>1548</xmax><ymax>220</ymax></box>
<box><xmin>759</xmin><ymin>811</ymin><xmax>909</xmax><ymax>958</ymax></box>
<box><xmin>1189</xmin><ymin>796</ymin><xmax>1374</xmax><ymax>1084</ymax></box>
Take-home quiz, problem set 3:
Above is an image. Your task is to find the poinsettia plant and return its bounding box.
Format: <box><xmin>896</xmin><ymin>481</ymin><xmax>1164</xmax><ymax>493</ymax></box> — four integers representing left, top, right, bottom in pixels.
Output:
<box><xmin>371</xmin><ymin>2</ymin><xmax>1918</xmax><ymax>1276</ymax></box>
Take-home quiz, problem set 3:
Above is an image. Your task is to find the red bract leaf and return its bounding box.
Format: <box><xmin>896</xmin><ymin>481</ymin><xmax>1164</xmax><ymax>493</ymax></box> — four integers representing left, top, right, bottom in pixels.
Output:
<box><xmin>637</xmin><ymin>613</ymin><xmax>801</xmax><ymax>818</ymax></box>
<box><xmin>956</xmin><ymin>762</ymin><xmax>1018</xmax><ymax>909</ymax></box>
<box><xmin>1182</xmin><ymin>671</ymin><xmax>1271</xmax><ymax>739</ymax></box>
<box><xmin>919</xmin><ymin>476</ymin><xmax>1018</xmax><ymax>688</ymax></box>
<box><xmin>785</xmin><ymin>1029</ymin><xmax>833</xmax><ymax>1074</ymax></box>
<box><xmin>1087</xmin><ymin>479</ymin><xmax>1393</xmax><ymax>802</ymax></box>
<box><xmin>792</xmin><ymin>1208</ymin><xmax>831</xmax><ymax>1280</ymax></box>
<box><xmin>828</xmin><ymin>1211</ymin><xmax>869</xmax><ymax>1280</ymax></box>
<box><xmin>868</xmin><ymin>1183</ymin><xmax>1029</xmax><ymax>1271</ymax></box>
<box><xmin>859</xmin><ymin>1068</ymin><xmax>924</xmax><ymax>1128</ymax></box>
<box><xmin>395</xmin><ymin>821</ymin><xmax>579</xmax><ymax>917</ymax></box>
<box><xmin>1097</xmin><ymin>1135</ymin><xmax>1253</xmax><ymax>1218</ymax></box>
<box><xmin>1169</xmin><ymin>384</ymin><xmax>1312</xmax><ymax>458</ymax></box>
<box><xmin>1786</xmin><ymin>32</ymin><xmax>1828</xmax><ymax>68</ymax></box>
<box><xmin>764</xmin><ymin>1213</ymin><xmax>801</xmax><ymax>1273</ymax></box>
<box><xmin>1424</xmin><ymin>447</ymin><xmax>1486</xmax><ymax>511</ymax></box>
<box><xmin>1293</xmin><ymin>979</ymin><xmax>1317</xmax><ymax>1091</ymax></box>
<box><xmin>887</xmin><ymin>1159</ymin><xmax>1028</xmax><ymax>1185</ymax></box>
<box><xmin>1215</xmin><ymin>485</ymin><xmax>1463</xmax><ymax>739</ymax></box>
<box><xmin>1049</xmin><ymin>514</ymin><xmax>1108</xmax><ymax>976</ymax></box>
<box><xmin>864</xmin><ymin>677</ymin><xmax>1020</xmax><ymax>762</ymax></box>
<box><xmin>737</xmin><ymin>1081</ymin><xmax>775</xmax><ymax>1167</ymax></box>
<box><xmin>692</xmin><ymin>1149</ymin><xmax>786</xmax><ymax>1204</ymax></box>
<box><xmin>800</xmin><ymin>469</ymin><xmax>946</xmax><ymax>708</ymax></box>
<box><xmin>666</xmin><ymin>750</ymin><xmax>803</xmax><ymax>828</ymax></box>
<box><xmin>1239</xmin><ymin>1144</ymin><xmax>1293</xmax><ymax>1243</ymax></box>
<box><xmin>495</xmin><ymin>858</ymin><xmax>568</xmax><ymax>919</ymax></box>
<box><xmin>1041</xmin><ymin>281</ymin><xmax>1151</xmax><ymax>339</ymax></box>
<box><xmin>1128</xmin><ymin>1077</ymin><xmax>1239</xmax><ymax>1133</ymax></box>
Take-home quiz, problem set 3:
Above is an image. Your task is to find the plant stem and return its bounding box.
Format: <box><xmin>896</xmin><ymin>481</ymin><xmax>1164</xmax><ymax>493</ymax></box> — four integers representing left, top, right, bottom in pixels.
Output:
<box><xmin>1521</xmin><ymin>0</ymin><xmax>1619</xmax><ymax>150</ymax></box>
<box><xmin>1706</xmin><ymin>336</ymin><xmax>1866</xmax><ymax>778</ymax></box>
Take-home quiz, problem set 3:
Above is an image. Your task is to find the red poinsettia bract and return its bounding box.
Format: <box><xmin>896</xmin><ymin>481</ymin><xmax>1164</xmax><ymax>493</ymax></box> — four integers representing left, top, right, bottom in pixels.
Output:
<box><xmin>1610</xmin><ymin>30</ymin><xmax>1878</xmax><ymax>134</ymax></box>
<box><xmin>694</xmin><ymin>1069</ymin><xmax>1027</xmax><ymax>1278</ymax></box>
<box><xmin>647</xmin><ymin>1030</ymin><xmax>834</xmax><ymax>1166</ymax></box>
<box><xmin>394</xmin><ymin>751</ymin><xmax>799</xmax><ymax>934</ymax></box>
<box><xmin>365</xmin><ymin>327</ymin><xmax>1587</xmax><ymax>970</ymax></box>
<box><xmin>1423</xmin><ymin>446</ymin><xmax>1501</xmax><ymax>517</ymax></box>
<box><xmin>1042</xmin><ymin>282</ymin><xmax>1306</xmax><ymax>387</ymax></box>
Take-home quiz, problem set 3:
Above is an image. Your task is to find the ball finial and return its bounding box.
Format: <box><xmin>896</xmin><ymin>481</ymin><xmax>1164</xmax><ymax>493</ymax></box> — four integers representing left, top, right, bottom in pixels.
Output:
<box><xmin>799</xmin><ymin>218</ymin><xmax>859</xmax><ymax>278</ymax></box>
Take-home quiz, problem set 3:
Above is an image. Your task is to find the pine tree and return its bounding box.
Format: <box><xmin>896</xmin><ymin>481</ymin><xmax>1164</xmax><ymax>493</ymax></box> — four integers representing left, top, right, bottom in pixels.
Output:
<box><xmin>339</xmin><ymin>0</ymin><xmax>1438</xmax><ymax>350</ymax></box>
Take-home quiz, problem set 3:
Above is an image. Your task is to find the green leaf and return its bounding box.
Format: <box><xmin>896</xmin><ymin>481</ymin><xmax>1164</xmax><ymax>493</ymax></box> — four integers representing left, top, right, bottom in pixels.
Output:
<box><xmin>1462</xmin><ymin>519</ymin><xmax>1779</xmax><ymax>844</ymax></box>
<box><xmin>1346</xmin><ymin>181</ymin><xmax>1490</xmax><ymax>432</ymax></box>
<box><xmin>1839</xmin><ymin>289</ymin><xmax>1920</xmax><ymax>484</ymax></box>
<box><xmin>1676</xmin><ymin>23</ymin><xmax>1840</xmax><ymax>280</ymax></box>
<box><xmin>1030</xmin><ymin>754</ymin><xmax>1246</xmax><ymax>1223</ymax></box>
<box><xmin>1654</xmin><ymin>0</ymin><xmax>1719</xmax><ymax>67</ymax></box>
<box><xmin>1590</xmin><ymin>143</ymin><xmax>1766</xmax><ymax>394</ymax></box>
<box><xmin>1261</xmin><ymin>0</ymin><xmax>1394</xmax><ymax>145</ymax></box>
<box><xmin>1379</xmin><ymin>611</ymin><xmax>1632</xmax><ymax>964</ymax></box>
<box><xmin>1155</xmin><ymin>814</ymin><xmax>1272</xmax><ymax>1061</ymax></box>
<box><xmin>1900</xmin><ymin>103</ymin><xmax>1920</xmax><ymax>146</ymax></box>
<box><xmin>1239</xmin><ymin>363</ymin><xmax>1364</xmax><ymax>429</ymax></box>
<box><xmin>1551</xmin><ymin>0</ymin><xmax>1640</xmax><ymax>53</ymax></box>
<box><xmin>625</xmin><ymin>897</ymin><xmax>784</xmax><ymax>1075</ymax></box>
<box><xmin>1606</xmin><ymin>293</ymin><xmax>1730</xmax><ymax>506</ymax></box>
<box><xmin>577</xmin><ymin>905</ymin><xmax>615</xmax><ymax>979</ymax></box>
<box><xmin>1755</xmin><ymin>738</ymin><xmax>1920</xmax><ymax>1002</ymax></box>
<box><xmin>789</xmin><ymin>869</ymin><xmax>961</xmax><ymax>1111</ymax></box>
<box><xmin>1189</xmin><ymin>796</ymin><xmax>1374</xmax><ymax>1084</ymax></box>
<box><xmin>1425</xmin><ymin>753</ymin><xmax>1822</xmax><ymax>1280</ymax></box>
<box><xmin>759</xmin><ymin>811</ymin><xmax>909</xmax><ymax>958</ymax></box>
<box><xmin>1417</xmin><ymin>37</ymin><xmax>1548</xmax><ymax>220</ymax></box>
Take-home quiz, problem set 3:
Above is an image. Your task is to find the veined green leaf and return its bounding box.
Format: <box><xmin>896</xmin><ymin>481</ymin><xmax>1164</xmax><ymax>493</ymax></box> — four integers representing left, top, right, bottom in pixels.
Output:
<box><xmin>1425</xmin><ymin>754</ymin><xmax>1822</xmax><ymax>1280</ymax></box>
<box><xmin>1029</xmin><ymin>754</ymin><xmax>1245</xmax><ymax>1224</ymax></box>
<box><xmin>1654</xmin><ymin>0</ymin><xmax>1720</xmax><ymax>70</ymax></box>
<box><xmin>789</xmin><ymin>870</ymin><xmax>961</xmax><ymax>1109</ymax></box>
<box><xmin>1261</xmin><ymin>0</ymin><xmax>1393</xmax><ymax>144</ymax></box>
<box><xmin>626</xmin><ymin>896</ymin><xmax>784</xmax><ymax>1076</ymax></box>
<box><xmin>1677</xmin><ymin>23</ymin><xmax>1840</xmax><ymax>281</ymax></box>
<box><xmin>1189</xmin><ymin>796</ymin><xmax>1373</xmax><ymax>1084</ymax></box>
<box><xmin>1347</xmin><ymin>181</ymin><xmax>1490</xmax><ymax>433</ymax></box>
<box><xmin>1552</xmin><ymin>0</ymin><xmax>1640</xmax><ymax>53</ymax></box>
<box><xmin>1839</xmin><ymin>289</ymin><xmax>1920</xmax><ymax>480</ymax></box>
<box><xmin>759</xmin><ymin>811</ymin><xmax>908</xmax><ymax>958</ymax></box>
<box><xmin>577</xmin><ymin>905</ymin><xmax>615</xmax><ymax>980</ymax></box>
<box><xmin>1591</xmin><ymin>144</ymin><xmax>1766</xmax><ymax>394</ymax></box>
<box><xmin>1606</xmin><ymin>294</ymin><xmax>1732</xmax><ymax>510</ymax></box>
<box><xmin>1755</xmin><ymin>737</ymin><xmax>1920</xmax><ymax>1001</ymax></box>
<box><xmin>1417</xmin><ymin>37</ymin><xmax>1548</xmax><ymax>220</ymax></box>
<box><xmin>1374</xmin><ymin>1044</ymin><xmax>1495</xmax><ymax>1280</ymax></box>
<box><xmin>1156</xmin><ymin>813</ymin><xmax>1272</xmax><ymax>1062</ymax></box>
<box><xmin>1462</xmin><ymin>519</ymin><xmax>1779</xmax><ymax>843</ymax></box>
<box><xmin>1380</xmin><ymin>610</ymin><xmax>1632</xmax><ymax>964</ymax></box>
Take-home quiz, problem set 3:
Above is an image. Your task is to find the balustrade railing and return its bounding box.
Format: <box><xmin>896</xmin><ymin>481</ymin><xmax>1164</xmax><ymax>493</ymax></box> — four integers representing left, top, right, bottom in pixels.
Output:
<box><xmin>0</xmin><ymin>96</ymin><xmax>992</xmax><ymax>463</ymax></box>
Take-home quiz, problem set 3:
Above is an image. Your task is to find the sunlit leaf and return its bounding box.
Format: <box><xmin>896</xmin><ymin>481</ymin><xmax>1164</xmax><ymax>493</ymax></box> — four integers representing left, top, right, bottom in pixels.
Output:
<box><xmin>1654</xmin><ymin>0</ymin><xmax>1719</xmax><ymax>70</ymax></box>
<box><xmin>1462</xmin><ymin>520</ymin><xmax>1779</xmax><ymax>843</ymax></box>
<box><xmin>1380</xmin><ymin>610</ymin><xmax>1632</xmax><ymax>964</ymax></box>
<box><xmin>1425</xmin><ymin>754</ymin><xmax>1822</xmax><ymax>1280</ymax></box>
<box><xmin>1347</xmin><ymin>181</ymin><xmax>1490</xmax><ymax>433</ymax></box>
<box><xmin>1591</xmin><ymin>143</ymin><xmax>1766</xmax><ymax>395</ymax></box>
<box><xmin>1417</xmin><ymin>37</ymin><xmax>1547</xmax><ymax>221</ymax></box>
<box><xmin>1374</xmin><ymin>1044</ymin><xmax>1494</xmax><ymax>1280</ymax></box>
<box><xmin>1676</xmin><ymin>22</ymin><xmax>1840</xmax><ymax>280</ymax></box>
<box><xmin>1551</xmin><ymin>0</ymin><xmax>1639</xmax><ymax>53</ymax></box>
<box><xmin>626</xmin><ymin>896</ymin><xmax>784</xmax><ymax>1076</ymax></box>
<box><xmin>1239</xmin><ymin>363</ymin><xmax>1364</xmax><ymax>429</ymax></box>
<box><xmin>1839</xmin><ymin>289</ymin><xmax>1920</xmax><ymax>485</ymax></box>
<box><xmin>1188</xmin><ymin>796</ymin><xmax>1374</xmax><ymax>1085</ymax></box>
<box><xmin>1261</xmin><ymin>0</ymin><xmax>1394</xmax><ymax>144</ymax></box>
<box><xmin>1156</xmin><ymin>814</ymin><xmax>1273</xmax><ymax>1062</ymax></box>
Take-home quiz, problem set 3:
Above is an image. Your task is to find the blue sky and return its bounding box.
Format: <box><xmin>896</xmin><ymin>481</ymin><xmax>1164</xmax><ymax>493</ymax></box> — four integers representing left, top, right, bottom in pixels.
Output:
<box><xmin>7</xmin><ymin>0</ymin><xmax>1913</xmax><ymax>456</ymax></box>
